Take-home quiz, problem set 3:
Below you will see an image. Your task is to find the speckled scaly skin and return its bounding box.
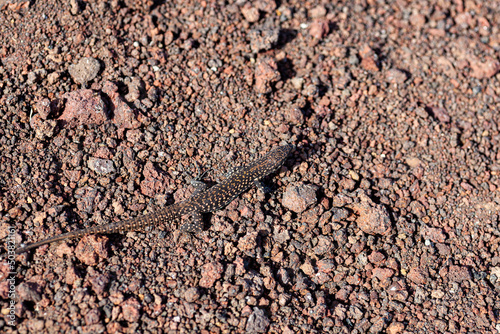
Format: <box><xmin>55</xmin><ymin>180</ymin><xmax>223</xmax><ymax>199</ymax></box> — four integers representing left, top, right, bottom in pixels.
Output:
<box><xmin>12</xmin><ymin>144</ymin><xmax>293</xmax><ymax>254</ymax></box>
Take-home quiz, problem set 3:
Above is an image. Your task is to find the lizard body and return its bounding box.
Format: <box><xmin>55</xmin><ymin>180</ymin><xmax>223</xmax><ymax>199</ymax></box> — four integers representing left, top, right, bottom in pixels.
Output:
<box><xmin>11</xmin><ymin>144</ymin><xmax>293</xmax><ymax>255</ymax></box>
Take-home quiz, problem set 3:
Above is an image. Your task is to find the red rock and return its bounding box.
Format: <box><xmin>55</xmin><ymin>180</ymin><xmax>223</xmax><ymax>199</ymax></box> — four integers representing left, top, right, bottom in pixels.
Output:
<box><xmin>75</xmin><ymin>235</ymin><xmax>109</xmax><ymax>266</ymax></box>
<box><xmin>455</xmin><ymin>12</ymin><xmax>473</xmax><ymax>27</ymax></box>
<box><xmin>124</xmin><ymin>77</ymin><xmax>144</xmax><ymax>102</ymax></box>
<box><xmin>241</xmin><ymin>3</ymin><xmax>259</xmax><ymax>23</ymax></box>
<box><xmin>387</xmin><ymin>281</ymin><xmax>408</xmax><ymax>302</ymax></box>
<box><xmin>199</xmin><ymin>261</ymin><xmax>224</xmax><ymax>288</ymax></box>
<box><xmin>469</xmin><ymin>56</ymin><xmax>499</xmax><ymax>79</ymax></box>
<box><xmin>254</xmin><ymin>57</ymin><xmax>280</xmax><ymax>94</ymax></box>
<box><xmin>94</xmin><ymin>147</ymin><xmax>113</xmax><ymax>159</ymax></box>
<box><xmin>359</xmin><ymin>45</ymin><xmax>379</xmax><ymax>71</ymax></box>
<box><xmin>410</xmin><ymin>13</ymin><xmax>425</xmax><ymax>28</ymax></box>
<box><xmin>371</xmin><ymin>268</ymin><xmax>394</xmax><ymax>282</ymax></box>
<box><xmin>85</xmin><ymin>308</ymin><xmax>101</xmax><ymax>326</ymax></box>
<box><xmin>283</xmin><ymin>107</ymin><xmax>304</xmax><ymax>125</ymax></box>
<box><xmin>75</xmin><ymin>186</ymin><xmax>101</xmax><ymax>214</ymax></box>
<box><xmin>109</xmin><ymin>291</ymin><xmax>125</xmax><ymax>305</ymax></box>
<box><xmin>428</xmin><ymin>106</ymin><xmax>450</xmax><ymax>123</ymax></box>
<box><xmin>313</xmin><ymin>236</ymin><xmax>333</xmax><ymax>255</ymax></box>
<box><xmin>248</xmin><ymin>28</ymin><xmax>279</xmax><ymax>53</ymax></box>
<box><xmin>140</xmin><ymin>161</ymin><xmax>169</xmax><ymax>197</ymax></box>
<box><xmin>309</xmin><ymin>5</ymin><xmax>327</xmax><ymax>18</ymax></box>
<box><xmin>317</xmin><ymin>259</ymin><xmax>335</xmax><ymax>273</ymax></box>
<box><xmin>121</xmin><ymin>297</ymin><xmax>142</xmax><ymax>322</ymax></box>
<box><xmin>255</xmin><ymin>0</ymin><xmax>276</xmax><ymax>13</ymax></box>
<box><xmin>368</xmin><ymin>251</ymin><xmax>386</xmax><ymax>265</ymax></box>
<box><xmin>407</xmin><ymin>267</ymin><xmax>428</xmax><ymax>285</ymax></box>
<box><xmin>436</xmin><ymin>57</ymin><xmax>457</xmax><ymax>78</ymax></box>
<box><xmin>361</xmin><ymin>56</ymin><xmax>379</xmax><ymax>72</ymax></box>
<box><xmin>35</xmin><ymin>98</ymin><xmax>51</xmax><ymax>119</ymax></box>
<box><xmin>102</xmin><ymin>81</ymin><xmax>143</xmax><ymax>130</ymax></box>
<box><xmin>335</xmin><ymin>287</ymin><xmax>351</xmax><ymax>301</ymax></box>
<box><xmin>420</xmin><ymin>226</ymin><xmax>447</xmax><ymax>243</ymax></box>
<box><xmin>385</xmin><ymin>68</ymin><xmax>407</xmax><ymax>84</ymax></box>
<box><xmin>184</xmin><ymin>287</ymin><xmax>201</xmax><ymax>303</ymax></box>
<box><xmin>58</xmin><ymin>89</ymin><xmax>108</xmax><ymax>127</ymax></box>
<box><xmin>282</xmin><ymin>183</ymin><xmax>318</xmax><ymax>213</ymax></box>
<box><xmin>410</xmin><ymin>200</ymin><xmax>426</xmax><ymax>218</ymax></box>
<box><xmin>448</xmin><ymin>265</ymin><xmax>471</xmax><ymax>282</ymax></box>
<box><xmin>88</xmin><ymin>272</ymin><xmax>110</xmax><ymax>296</ymax></box>
<box><xmin>309</xmin><ymin>19</ymin><xmax>330</xmax><ymax>39</ymax></box>
<box><xmin>237</xmin><ymin>231</ymin><xmax>258</xmax><ymax>252</ymax></box>
<box><xmin>17</xmin><ymin>282</ymin><xmax>42</xmax><ymax>302</ymax></box>
<box><xmin>240</xmin><ymin>205</ymin><xmax>253</xmax><ymax>219</ymax></box>
<box><xmin>314</xmin><ymin>272</ymin><xmax>332</xmax><ymax>285</ymax></box>
<box><xmin>65</xmin><ymin>265</ymin><xmax>81</xmax><ymax>286</ymax></box>
<box><xmin>331</xmin><ymin>194</ymin><xmax>353</xmax><ymax>207</ymax></box>
<box><xmin>352</xmin><ymin>194</ymin><xmax>391</xmax><ymax>235</ymax></box>
<box><xmin>308</xmin><ymin>297</ymin><xmax>327</xmax><ymax>320</ymax></box>
<box><xmin>246</xmin><ymin>307</ymin><xmax>270</xmax><ymax>333</ymax></box>
<box><xmin>1</xmin><ymin>1</ymin><xmax>30</xmax><ymax>11</ymax></box>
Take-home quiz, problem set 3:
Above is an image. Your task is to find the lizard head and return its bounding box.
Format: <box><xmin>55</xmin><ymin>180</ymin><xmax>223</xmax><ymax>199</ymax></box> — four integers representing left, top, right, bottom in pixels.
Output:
<box><xmin>265</xmin><ymin>144</ymin><xmax>294</xmax><ymax>172</ymax></box>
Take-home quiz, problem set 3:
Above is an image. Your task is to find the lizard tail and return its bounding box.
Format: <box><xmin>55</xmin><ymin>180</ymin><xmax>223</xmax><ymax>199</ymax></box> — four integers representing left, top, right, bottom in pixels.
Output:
<box><xmin>11</xmin><ymin>203</ymin><xmax>186</xmax><ymax>255</ymax></box>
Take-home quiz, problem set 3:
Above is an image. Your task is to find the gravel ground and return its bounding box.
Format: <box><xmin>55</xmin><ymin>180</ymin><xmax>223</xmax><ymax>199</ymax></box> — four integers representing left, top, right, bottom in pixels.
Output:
<box><xmin>0</xmin><ymin>0</ymin><xmax>499</xmax><ymax>333</ymax></box>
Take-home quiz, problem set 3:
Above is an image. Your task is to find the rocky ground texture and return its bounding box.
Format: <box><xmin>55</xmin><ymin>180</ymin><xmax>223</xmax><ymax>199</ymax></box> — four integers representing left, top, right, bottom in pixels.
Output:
<box><xmin>0</xmin><ymin>0</ymin><xmax>499</xmax><ymax>333</ymax></box>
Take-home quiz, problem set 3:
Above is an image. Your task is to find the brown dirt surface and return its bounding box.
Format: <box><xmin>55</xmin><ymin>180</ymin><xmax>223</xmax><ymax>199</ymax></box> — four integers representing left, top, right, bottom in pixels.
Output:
<box><xmin>0</xmin><ymin>0</ymin><xmax>499</xmax><ymax>333</ymax></box>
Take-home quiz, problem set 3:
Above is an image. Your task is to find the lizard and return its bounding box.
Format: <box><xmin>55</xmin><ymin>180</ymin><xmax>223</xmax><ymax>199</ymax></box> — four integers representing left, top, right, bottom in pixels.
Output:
<box><xmin>8</xmin><ymin>144</ymin><xmax>293</xmax><ymax>255</ymax></box>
